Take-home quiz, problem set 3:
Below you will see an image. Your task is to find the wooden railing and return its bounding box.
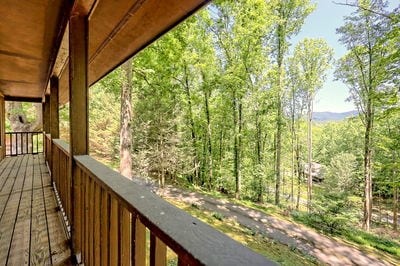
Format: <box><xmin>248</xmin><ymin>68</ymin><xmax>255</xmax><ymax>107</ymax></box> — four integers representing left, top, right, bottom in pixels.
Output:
<box><xmin>48</xmin><ymin>138</ymin><xmax>272</xmax><ymax>265</ymax></box>
<box><xmin>51</xmin><ymin>138</ymin><xmax>72</xmax><ymax>228</ymax></box>
<box><xmin>6</xmin><ymin>131</ymin><xmax>43</xmax><ymax>156</ymax></box>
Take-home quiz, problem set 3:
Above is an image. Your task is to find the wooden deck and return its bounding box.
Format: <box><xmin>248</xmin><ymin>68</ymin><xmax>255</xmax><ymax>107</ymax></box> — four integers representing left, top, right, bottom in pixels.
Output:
<box><xmin>0</xmin><ymin>154</ymin><xmax>72</xmax><ymax>265</ymax></box>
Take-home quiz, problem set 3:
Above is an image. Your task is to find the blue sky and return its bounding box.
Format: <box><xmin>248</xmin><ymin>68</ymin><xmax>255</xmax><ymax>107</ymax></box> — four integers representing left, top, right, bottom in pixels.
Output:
<box><xmin>292</xmin><ymin>0</ymin><xmax>398</xmax><ymax>112</ymax></box>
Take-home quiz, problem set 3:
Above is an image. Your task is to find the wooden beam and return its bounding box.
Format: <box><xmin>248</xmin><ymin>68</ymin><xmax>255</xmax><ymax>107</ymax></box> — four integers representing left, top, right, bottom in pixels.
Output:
<box><xmin>69</xmin><ymin>10</ymin><xmax>89</xmax><ymax>261</ymax></box>
<box><xmin>43</xmin><ymin>0</ymin><xmax>75</xmax><ymax>100</ymax></box>
<box><xmin>43</xmin><ymin>95</ymin><xmax>50</xmax><ymax>134</ymax></box>
<box><xmin>4</xmin><ymin>96</ymin><xmax>42</xmax><ymax>103</ymax></box>
<box><xmin>50</xmin><ymin>76</ymin><xmax>59</xmax><ymax>139</ymax></box>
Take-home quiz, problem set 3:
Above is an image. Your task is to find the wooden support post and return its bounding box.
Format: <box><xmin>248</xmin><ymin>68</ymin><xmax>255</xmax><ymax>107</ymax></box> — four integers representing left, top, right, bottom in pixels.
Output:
<box><xmin>0</xmin><ymin>94</ymin><xmax>5</xmax><ymax>160</ymax></box>
<box><xmin>43</xmin><ymin>95</ymin><xmax>50</xmax><ymax>159</ymax></box>
<box><xmin>69</xmin><ymin>9</ymin><xmax>88</xmax><ymax>263</ymax></box>
<box><xmin>50</xmin><ymin>76</ymin><xmax>59</xmax><ymax>139</ymax></box>
<box><xmin>43</xmin><ymin>95</ymin><xmax>50</xmax><ymax>134</ymax></box>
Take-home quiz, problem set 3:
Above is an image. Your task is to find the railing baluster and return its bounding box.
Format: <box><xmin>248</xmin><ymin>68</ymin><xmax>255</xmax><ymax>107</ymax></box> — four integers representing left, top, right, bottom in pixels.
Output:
<box><xmin>84</xmin><ymin>173</ymin><xmax>89</xmax><ymax>264</ymax></box>
<box><xmin>94</xmin><ymin>184</ymin><xmax>101</xmax><ymax>266</ymax></box>
<box><xmin>16</xmin><ymin>133</ymin><xmax>18</xmax><ymax>155</ymax></box>
<box><xmin>132</xmin><ymin>216</ymin><xmax>146</xmax><ymax>266</ymax></box>
<box><xmin>119</xmin><ymin>205</ymin><xmax>131</xmax><ymax>266</ymax></box>
<box><xmin>100</xmin><ymin>189</ymin><xmax>109</xmax><ymax>266</ymax></box>
<box><xmin>5</xmin><ymin>131</ymin><xmax>44</xmax><ymax>156</ymax></box>
<box><xmin>150</xmin><ymin>233</ymin><xmax>167</xmax><ymax>266</ymax></box>
<box><xmin>110</xmin><ymin>197</ymin><xmax>119</xmax><ymax>265</ymax></box>
<box><xmin>88</xmin><ymin>177</ymin><xmax>94</xmax><ymax>265</ymax></box>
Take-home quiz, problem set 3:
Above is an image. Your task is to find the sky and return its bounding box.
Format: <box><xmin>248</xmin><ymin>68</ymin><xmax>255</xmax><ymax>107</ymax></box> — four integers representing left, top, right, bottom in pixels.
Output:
<box><xmin>292</xmin><ymin>0</ymin><xmax>398</xmax><ymax>113</ymax></box>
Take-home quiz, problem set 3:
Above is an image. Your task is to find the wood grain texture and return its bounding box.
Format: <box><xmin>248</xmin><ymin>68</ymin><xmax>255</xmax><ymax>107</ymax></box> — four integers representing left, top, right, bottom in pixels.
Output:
<box><xmin>0</xmin><ymin>155</ymin><xmax>71</xmax><ymax>265</ymax></box>
<box><xmin>41</xmin><ymin>154</ymin><xmax>71</xmax><ymax>265</ymax></box>
<box><xmin>7</xmin><ymin>155</ymin><xmax>33</xmax><ymax>265</ymax></box>
<box><xmin>109</xmin><ymin>197</ymin><xmax>119</xmax><ymax>265</ymax></box>
<box><xmin>29</xmin><ymin>155</ymin><xmax>52</xmax><ymax>265</ymax></box>
<box><xmin>150</xmin><ymin>233</ymin><xmax>167</xmax><ymax>266</ymax></box>
<box><xmin>100</xmin><ymin>188</ymin><xmax>109</xmax><ymax>266</ymax></box>
<box><xmin>75</xmin><ymin>155</ymin><xmax>273</xmax><ymax>266</ymax></box>
<box><xmin>50</xmin><ymin>76</ymin><xmax>59</xmax><ymax>139</ymax></box>
<box><xmin>119</xmin><ymin>204</ymin><xmax>131</xmax><ymax>266</ymax></box>
<box><xmin>133</xmin><ymin>217</ymin><xmax>146</xmax><ymax>266</ymax></box>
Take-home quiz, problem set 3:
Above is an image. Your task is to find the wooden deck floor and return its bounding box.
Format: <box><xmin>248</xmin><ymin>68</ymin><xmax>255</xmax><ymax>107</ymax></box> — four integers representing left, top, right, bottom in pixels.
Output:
<box><xmin>0</xmin><ymin>154</ymin><xmax>72</xmax><ymax>265</ymax></box>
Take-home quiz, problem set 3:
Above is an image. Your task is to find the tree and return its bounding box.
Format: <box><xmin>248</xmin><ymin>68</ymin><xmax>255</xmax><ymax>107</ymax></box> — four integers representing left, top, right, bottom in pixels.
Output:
<box><xmin>289</xmin><ymin>38</ymin><xmax>334</xmax><ymax>211</ymax></box>
<box><xmin>120</xmin><ymin>59</ymin><xmax>133</xmax><ymax>179</ymax></box>
<box><xmin>335</xmin><ymin>0</ymin><xmax>393</xmax><ymax>230</ymax></box>
<box><xmin>212</xmin><ymin>0</ymin><xmax>273</xmax><ymax>199</ymax></box>
<box><xmin>270</xmin><ymin>0</ymin><xmax>315</xmax><ymax>205</ymax></box>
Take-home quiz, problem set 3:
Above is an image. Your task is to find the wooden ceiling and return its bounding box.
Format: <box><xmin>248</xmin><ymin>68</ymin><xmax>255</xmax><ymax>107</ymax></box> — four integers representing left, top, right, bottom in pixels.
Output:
<box><xmin>0</xmin><ymin>0</ymin><xmax>210</xmax><ymax>103</ymax></box>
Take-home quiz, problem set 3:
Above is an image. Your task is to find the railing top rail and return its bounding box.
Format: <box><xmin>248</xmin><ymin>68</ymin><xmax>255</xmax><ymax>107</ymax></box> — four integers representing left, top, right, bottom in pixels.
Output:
<box><xmin>52</xmin><ymin>139</ymin><xmax>70</xmax><ymax>154</ymax></box>
<box><xmin>74</xmin><ymin>154</ymin><xmax>273</xmax><ymax>266</ymax></box>
<box><xmin>6</xmin><ymin>131</ymin><xmax>43</xmax><ymax>134</ymax></box>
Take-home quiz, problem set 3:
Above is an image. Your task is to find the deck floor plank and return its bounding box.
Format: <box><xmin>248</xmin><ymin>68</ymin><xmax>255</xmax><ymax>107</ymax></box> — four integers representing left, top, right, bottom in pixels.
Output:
<box><xmin>8</xmin><ymin>155</ymin><xmax>34</xmax><ymax>265</ymax></box>
<box><xmin>30</xmin><ymin>155</ymin><xmax>52</xmax><ymax>265</ymax></box>
<box><xmin>0</xmin><ymin>156</ymin><xmax>23</xmax><ymax>216</ymax></box>
<box><xmin>0</xmin><ymin>154</ymin><xmax>71</xmax><ymax>265</ymax></box>
<box><xmin>39</xmin><ymin>155</ymin><xmax>72</xmax><ymax>265</ymax></box>
<box><xmin>0</xmin><ymin>155</ymin><xmax>27</xmax><ymax>263</ymax></box>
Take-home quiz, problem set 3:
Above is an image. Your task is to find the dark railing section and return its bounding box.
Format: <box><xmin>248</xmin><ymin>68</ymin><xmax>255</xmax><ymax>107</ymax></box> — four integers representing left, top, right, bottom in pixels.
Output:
<box><xmin>6</xmin><ymin>131</ymin><xmax>44</xmax><ymax>156</ymax></box>
<box><xmin>48</xmin><ymin>138</ymin><xmax>272</xmax><ymax>266</ymax></box>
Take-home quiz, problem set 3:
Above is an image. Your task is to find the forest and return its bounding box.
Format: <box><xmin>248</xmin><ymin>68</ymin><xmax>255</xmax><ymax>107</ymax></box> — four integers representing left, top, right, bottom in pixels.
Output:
<box><xmin>6</xmin><ymin>0</ymin><xmax>400</xmax><ymax>264</ymax></box>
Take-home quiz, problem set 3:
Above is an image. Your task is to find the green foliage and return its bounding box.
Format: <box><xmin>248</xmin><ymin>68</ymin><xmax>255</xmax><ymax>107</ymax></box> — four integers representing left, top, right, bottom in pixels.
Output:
<box><xmin>342</xmin><ymin>229</ymin><xmax>400</xmax><ymax>257</ymax></box>
<box><xmin>89</xmin><ymin>84</ymin><xmax>120</xmax><ymax>166</ymax></box>
<box><xmin>325</xmin><ymin>152</ymin><xmax>360</xmax><ymax>193</ymax></box>
<box><xmin>293</xmin><ymin>193</ymin><xmax>353</xmax><ymax>235</ymax></box>
<box><xmin>211</xmin><ymin>212</ymin><xmax>225</xmax><ymax>221</ymax></box>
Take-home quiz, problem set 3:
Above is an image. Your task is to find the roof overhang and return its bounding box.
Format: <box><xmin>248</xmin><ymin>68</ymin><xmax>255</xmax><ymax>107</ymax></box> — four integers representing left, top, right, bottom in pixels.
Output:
<box><xmin>0</xmin><ymin>0</ymin><xmax>210</xmax><ymax>104</ymax></box>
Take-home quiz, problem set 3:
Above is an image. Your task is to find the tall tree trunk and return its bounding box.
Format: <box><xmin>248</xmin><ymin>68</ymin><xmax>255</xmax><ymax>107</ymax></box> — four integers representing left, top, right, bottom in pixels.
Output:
<box><xmin>256</xmin><ymin>112</ymin><xmax>263</xmax><ymax>203</ymax></box>
<box><xmin>291</xmin><ymin>94</ymin><xmax>295</xmax><ymax>206</ymax></box>
<box><xmin>203</xmin><ymin>87</ymin><xmax>213</xmax><ymax>189</ymax></box>
<box><xmin>394</xmin><ymin>180</ymin><xmax>398</xmax><ymax>231</ymax></box>
<box><xmin>184</xmin><ymin>66</ymin><xmax>199</xmax><ymax>184</ymax></box>
<box><xmin>296</xmin><ymin>125</ymin><xmax>301</xmax><ymax>210</ymax></box>
<box><xmin>363</xmin><ymin>98</ymin><xmax>373</xmax><ymax>231</ymax></box>
<box><xmin>307</xmin><ymin>94</ymin><xmax>313</xmax><ymax>212</ymax></box>
<box><xmin>233</xmin><ymin>91</ymin><xmax>242</xmax><ymax>199</ymax></box>
<box><xmin>275</xmin><ymin>21</ymin><xmax>284</xmax><ymax>206</ymax></box>
<box><xmin>363</xmin><ymin>118</ymin><xmax>373</xmax><ymax>230</ymax></box>
<box><xmin>120</xmin><ymin>59</ymin><xmax>133</xmax><ymax>179</ymax></box>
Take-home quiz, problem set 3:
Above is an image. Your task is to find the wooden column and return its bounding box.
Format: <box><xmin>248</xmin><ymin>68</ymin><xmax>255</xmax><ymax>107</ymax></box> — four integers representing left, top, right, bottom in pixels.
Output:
<box><xmin>50</xmin><ymin>76</ymin><xmax>59</xmax><ymax>139</ymax></box>
<box><xmin>43</xmin><ymin>95</ymin><xmax>50</xmax><ymax>134</ymax></box>
<box><xmin>69</xmin><ymin>10</ymin><xmax>88</xmax><ymax>262</ymax></box>
<box><xmin>0</xmin><ymin>95</ymin><xmax>5</xmax><ymax>160</ymax></box>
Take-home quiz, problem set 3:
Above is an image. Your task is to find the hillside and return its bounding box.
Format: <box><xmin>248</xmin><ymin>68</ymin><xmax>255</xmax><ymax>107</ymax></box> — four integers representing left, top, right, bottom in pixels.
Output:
<box><xmin>313</xmin><ymin>111</ymin><xmax>358</xmax><ymax>122</ymax></box>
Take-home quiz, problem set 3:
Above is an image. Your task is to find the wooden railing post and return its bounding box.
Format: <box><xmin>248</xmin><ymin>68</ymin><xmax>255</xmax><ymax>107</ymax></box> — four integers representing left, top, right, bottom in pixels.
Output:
<box><xmin>50</xmin><ymin>76</ymin><xmax>59</xmax><ymax>139</ymax></box>
<box><xmin>43</xmin><ymin>95</ymin><xmax>50</xmax><ymax>135</ymax></box>
<box><xmin>69</xmin><ymin>8</ymin><xmax>89</xmax><ymax>264</ymax></box>
<box><xmin>50</xmin><ymin>76</ymin><xmax>59</xmax><ymax>183</ymax></box>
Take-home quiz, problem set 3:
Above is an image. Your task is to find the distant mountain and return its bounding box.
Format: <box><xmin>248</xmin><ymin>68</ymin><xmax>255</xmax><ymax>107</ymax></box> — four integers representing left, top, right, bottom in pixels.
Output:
<box><xmin>312</xmin><ymin>111</ymin><xmax>358</xmax><ymax>122</ymax></box>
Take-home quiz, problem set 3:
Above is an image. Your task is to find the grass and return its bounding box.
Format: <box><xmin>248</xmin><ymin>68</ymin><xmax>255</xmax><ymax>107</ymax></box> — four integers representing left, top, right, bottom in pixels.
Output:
<box><xmin>166</xmin><ymin>198</ymin><xmax>321</xmax><ymax>266</ymax></box>
<box><xmin>342</xmin><ymin>229</ymin><xmax>400</xmax><ymax>257</ymax></box>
